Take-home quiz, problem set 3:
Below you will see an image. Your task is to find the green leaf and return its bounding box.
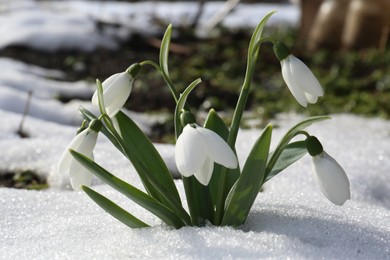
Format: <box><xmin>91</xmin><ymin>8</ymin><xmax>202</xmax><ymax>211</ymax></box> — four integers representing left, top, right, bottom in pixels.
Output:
<box><xmin>72</xmin><ymin>150</ymin><xmax>186</xmax><ymax>228</ymax></box>
<box><xmin>182</xmin><ymin>177</ymin><xmax>214</xmax><ymax>226</ymax></box>
<box><xmin>160</xmin><ymin>24</ymin><xmax>172</xmax><ymax>79</ymax></box>
<box><xmin>246</xmin><ymin>11</ymin><xmax>276</xmax><ymax>70</ymax></box>
<box><xmin>222</xmin><ymin>124</ymin><xmax>272</xmax><ymax>227</ymax></box>
<box><xmin>264</xmin><ymin>141</ymin><xmax>307</xmax><ymax>182</ymax></box>
<box><xmin>265</xmin><ymin>116</ymin><xmax>330</xmax><ymax>178</ymax></box>
<box><xmin>82</xmin><ymin>186</ymin><xmax>149</xmax><ymax>228</ymax></box>
<box><xmin>204</xmin><ymin>109</ymin><xmax>240</xmax><ymax>207</ymax></box>
<box><xmin>114</xmin><ymin>111</ymin><xmax>191</xmax><ymax>224</ymax></box>
<box><xmin>158</xmin><ymin>24</ymin><xmax>181</xmax><ymax>103</ymax></box>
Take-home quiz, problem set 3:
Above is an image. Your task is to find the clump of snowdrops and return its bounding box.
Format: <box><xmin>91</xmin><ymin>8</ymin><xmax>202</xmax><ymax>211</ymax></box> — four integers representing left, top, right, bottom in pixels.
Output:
<box><xmin>58</xmin><ymin>12</ymin><xmax>350</xmax><ymax>229</ymax></box>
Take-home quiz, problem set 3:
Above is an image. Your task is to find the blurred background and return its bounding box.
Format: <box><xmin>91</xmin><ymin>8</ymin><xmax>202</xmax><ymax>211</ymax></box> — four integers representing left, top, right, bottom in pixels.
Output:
<box><xmin>0</xmin><ymin>0</ymin><xmax>389</xmax><ymax>136</ymax></box>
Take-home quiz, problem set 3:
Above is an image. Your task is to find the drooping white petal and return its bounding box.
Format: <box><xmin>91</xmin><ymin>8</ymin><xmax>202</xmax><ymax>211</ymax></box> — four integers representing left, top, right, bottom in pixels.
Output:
<box><xmin>305</xmin><ymin>92</ymin><xmax>318</xmax><ymax>104</ymax></box>
<box><xmin>58</xmin><ymin>129</ymin><xmax>89</xmax><ymax>176</ymax></box>
<box><xmin>289</xmin><ymin>55</ymin><xmax>324</xmax><ymax>97</ymax></box>
<box><xmin>281</xmin><ymin>57</ymin><xmax>308</xmax><ymax>107</ymax></box>
<box><xmin>175</xmin><ymin>125</ymin><xmax>207</xmax><ymax>176</ymax></box>
<box><xmin>91</xmin><ymin>72</ymin><xmax>132</xmax><ymax>116</ymax></box>
<box><xmin>312</xmin><ymin>152</ymin><xmax>351</xmax><ymax>206</ymax></box>
<box><xmin>92</xmin><ymin>72</ymin><xmax>123</xmax><ymax>105</ymax></box>
<box><xmin>196</xmin><ymin>127</ymin><xmax>238</xmax><ymax>169</ymax></box>
<box><xmin>194</xmin><ymin>157</ymin><xmax>214</xmax><ymax>186</ymax></box>
<box><xmin>75</xmin><ymin>130</ymin><xmax>99</xmax><ymax>155</ymax></box>
<box><xmin>57</xmin><ymin>128</ymin><xmax>98</xmax><ymax>191</ymax></box>
<box><xmin>69</xmin><ymin>153</ymin><xmax>94</xmax><ymax>191</ymax></box>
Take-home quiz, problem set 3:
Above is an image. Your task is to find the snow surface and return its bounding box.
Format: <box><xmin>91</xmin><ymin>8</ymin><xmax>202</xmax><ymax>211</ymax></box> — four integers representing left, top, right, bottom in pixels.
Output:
<box><xmin>0</xmin><ymin>1</ymin><xmax>298</xmax><ymax>52</ymax></box>
<box><xmin>1</xmin><ymin>105</ymin><xmax>390</xmax><ymax>258</ymax></box>
<box><xmin>1</xmin><ymin>1</ymin><xmax>390</xmax><ymax>259</ymax></box>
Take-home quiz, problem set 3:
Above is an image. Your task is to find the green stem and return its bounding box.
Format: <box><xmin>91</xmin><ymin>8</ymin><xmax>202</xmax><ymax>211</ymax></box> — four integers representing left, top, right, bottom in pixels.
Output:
<box><xmin>265</xmin><ymin>130</ymin><xmax>309</xmax><ymax>175</ymax></box>
<box><xmin>214</xmin><ymin>60</ymin><xmax>258</xmax><ymax>225</ymax></box>
<box><xmin>140</xmin><ymin>60</ymin><xmax>160</xmax><ymax>71</ymax></box>
<box><xmin>214</xmin><ymin>37</ymin><xmax>272</xmax><ymax>225</ymax></box>
<box><xmin>141</xmin><ymin>60</ymin><xmax>180</xmax><ymax>103</ymax></box>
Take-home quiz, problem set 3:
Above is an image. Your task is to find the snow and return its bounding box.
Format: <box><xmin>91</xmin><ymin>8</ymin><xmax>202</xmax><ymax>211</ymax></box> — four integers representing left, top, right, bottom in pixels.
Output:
<box><xmin>0</xmin><ymin>1</ymin><xmax>299</xmax><ymax>52</ymax></box>
<box><xmin>1</xmin><ymin>1</ymin><xmax>390</xmax><ymax>259</ymax></box>
<box><xmin>1</xmin><ymin>105</ymin><xmax>390</xmax><ymax>258</ymax></box>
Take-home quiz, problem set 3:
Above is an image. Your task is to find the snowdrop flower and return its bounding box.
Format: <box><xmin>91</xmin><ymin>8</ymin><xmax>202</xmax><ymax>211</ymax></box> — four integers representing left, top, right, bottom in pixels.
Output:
<box><xmin>306</xmin><ymin>136</ymin><xmax>351</xmax><ymax>206</ymax></box>
<box><xmin>175</xmin><ymin>124</ymin><xmax>238</xmax><ymax>186</ymax></box>
<box><xmin>92</xmin><ymin>64</ymin><xmax>140</xmax><ymax>117</ymax></box>
<box><xmin>58</xmin><ymin>120</ymin><xmax>101</xmax><ymax>191</ymax></box>
<box><xmin>273</xmin><ymin>41</ymin><xmax>323</xmax><ymax>107</ymax></box>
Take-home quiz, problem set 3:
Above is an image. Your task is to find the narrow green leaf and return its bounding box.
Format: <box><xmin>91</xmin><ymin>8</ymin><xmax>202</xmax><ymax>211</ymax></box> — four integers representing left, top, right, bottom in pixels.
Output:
<box><xmin>204</xmin><ymin>109</ymin><xmax>240</xmax><ymax>207</ymax></box>
<box><xmin>114</xmin><ymin>111</ymin><xmax>190</xmax><ymax>221</ymax></box>
<box><xmin>265</xmin><ymin>116</ymin><xmax>330</xmax><ymax>178</ymax></box>
<box><xmin>158</xmin><ymin>24</ymin><xmax>181</xmax><ymax>103</ymax></box>
<box><xmin>160</xmin><ymin>24</ymin><xmax>172</xmax><ymax>79</ymax></box>
<box><xmin>182</xmin><ymin>177</ymin><xmax>214</xmax><ymax>226</ymax></box>
<box><xmin>72</xmin><ymin>150</ymin><xmax>186</xmax><ymax>228</ymax></box>
<box><xmin>82</xmin><ymin>186</ymin><xmax>149</xmax><ymax>228</ymax></box>
<box><xmin>222</xmin><ymin>125</ymin><xmax>272</xmax><ymax>227</ymax></box>
<box><xmin>265</xmin><ymin>141</ymin><xmax>307</xmax><ymax>182</ymax></box>
<box><xmin>246</xmin><ymin>11</ymin><xmax>276</xmax><ymax>70</ymax></box>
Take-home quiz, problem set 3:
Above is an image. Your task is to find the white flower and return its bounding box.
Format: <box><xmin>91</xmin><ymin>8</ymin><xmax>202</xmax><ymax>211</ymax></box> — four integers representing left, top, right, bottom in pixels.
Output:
<box><xmin>281</xmin><ymin>55</ymin><xmax>324</xmax><ymax>107</ymax></box>
<box><xmin>311</xmin><ymin>152</ymin><xmax>351</xmax><ymax>206</ymax></box>
<box><xmin>58</xmin><ymin>128</ymin><xmax>98</xmax><ymax>191</ymax></box>
<box><xmin>175</xmin><ymin>124</ymin><xmax>238</xmax><ymax>186</ymax></box>
<box><xmin>91</xmin><ymin>71</ymin><xmax>132</xmax><ymax>117</ymax></box>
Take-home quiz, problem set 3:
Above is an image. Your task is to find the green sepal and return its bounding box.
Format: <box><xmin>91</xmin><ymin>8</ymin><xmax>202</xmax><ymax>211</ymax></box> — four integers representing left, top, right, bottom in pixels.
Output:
<box><xmin>222</xmin><ymin>124</ymin><xmax>272</xmax><ymax>227</ymax></box>
<box><xmin>127</xmin><ymin>63</ymin><xmax>141</xmax><ymax>78</ymax></box>
<box><xmin>180</xmin><ymin>111</ymin><xmax>196</xmax><ymax>127</ymax></box>
<box><xmin>265</xmin><ymin>116</ymin><xmax>331</xmax><ymax>179</ymax></box>
<box><xmin>82</xmin><ymin>186</ymin><xmax>149</xmax><ymax>229</ymax></box>
<box><xmin>204</xmin><ymin>109</ymin><xmax>240</xmax><ymax>208</ymax></box>
<box><xmin>72</xmin><ymin>150</ymin><xmax>186</xmax><ymax>228</ymax></box>
<box><xmin>273</xmin><ymin>41</ymin><xmax>291</xmax><ymax>61</ymax></box>
<box><xmin>264</xmin><ymin>140</ymin><xmax>307</xmax><ymax>183</ymax></box>
<box><xmin>305</xmin><ymin>136</ymin><xmax>323</xmax><ymax>156</ymax></box>
<box><xmin>88</xmin><ymin>119</ymin><xmax>102</xmax><ymax>133</ymax></box>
